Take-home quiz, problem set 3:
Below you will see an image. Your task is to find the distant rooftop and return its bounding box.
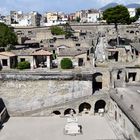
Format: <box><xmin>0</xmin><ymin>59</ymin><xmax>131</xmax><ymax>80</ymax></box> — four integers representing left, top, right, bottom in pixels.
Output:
<box><xmin>58</xmin><ymin>47</ymin><xmax>88</xmax><ymax>57</ymax></box>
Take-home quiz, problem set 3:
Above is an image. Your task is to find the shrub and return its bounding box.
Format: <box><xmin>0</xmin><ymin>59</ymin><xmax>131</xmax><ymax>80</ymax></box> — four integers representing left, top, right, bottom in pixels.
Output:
<box><xmin>17</xmin><ymin>61</ymin><xmax>30</xmax><ymax>70</ymax></box>
<box><xmin>60</xmin><ymin>58</ymin><xmax>73</xmax><ymax>69</ymax></box>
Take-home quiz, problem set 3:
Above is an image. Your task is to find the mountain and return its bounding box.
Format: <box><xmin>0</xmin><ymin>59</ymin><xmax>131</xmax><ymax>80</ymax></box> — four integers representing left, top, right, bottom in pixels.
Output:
<box><xmin>99</xmin><ymin>3</ymin><xmax>118</xmax><ymax>11</ymax></box>
<box><xmin>126</xmin><ymin>3</ymin><xmax>140</xmax><ymax>8</ymax></box>
<box><xmin>99</xmin><ymin>3</ymin><xmax>140</xmax><ymax>11</ymax></box>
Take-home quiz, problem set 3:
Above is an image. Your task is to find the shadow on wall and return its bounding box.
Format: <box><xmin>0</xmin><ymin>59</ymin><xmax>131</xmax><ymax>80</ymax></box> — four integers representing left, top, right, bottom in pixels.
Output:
<box><xmin>92</xmin><ymin>72</ymin><xmax>103</xmax><ymax>93</ymax></box>
<box><xmin>0</xmin><ymin>98</ymin><xmax>10</xmax><ymax>130</ymax></box>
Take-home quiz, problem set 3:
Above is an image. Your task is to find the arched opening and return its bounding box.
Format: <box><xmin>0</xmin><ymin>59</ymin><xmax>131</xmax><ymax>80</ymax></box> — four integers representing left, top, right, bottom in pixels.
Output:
<box><xmin>117</xmin><ymin>70</ymin><xmax>122</xmax><ymax>79</ymax></box>
<box><xmin>130</xmin><ymin>30</ymin><xmax>134</xmax><ymax>34</ymax></box>
<box><xmin>52</xmin><ymin>110</ymin><xmax>61</xmax><ymax>115</ymax></box>
<box><xmin>108</xmin><ymin>38</ymin><xmax>131</xmax><ymax>46</ymax></box>
<box><xmin>94</xmin><ymin>100</ymin><xmax>106</xmax><ymax>113</ymax></box>
<box><xmin>93</xmin><ymin>73</ymin><xmax>103</xmax><ymax>93</ymax></box>
<box><xmin>79</xmin><ymin>102</ymin><xmax>91</xmax><ymax>113</ymax></box>
<box><xmin>64</xmin><ymin>108</ymin><xmax>76</xmax><ymax>116</ymax></box>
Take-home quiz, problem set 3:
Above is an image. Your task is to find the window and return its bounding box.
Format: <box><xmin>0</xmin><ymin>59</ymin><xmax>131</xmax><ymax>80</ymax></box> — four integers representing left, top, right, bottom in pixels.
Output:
<box><xmin>50</xmin><ymin>45</ymin><xmax>54</xmax><ymax>47</ymax></box>
<box><xmin>78</xmin><ymin>58</ymin><xmax>84</xmax><ymax>66</ymax></box>
<box><xmin>2</xmin><ymin>59</ymin><xmax>8</xmax><ymax>66</ymax></box>
<box><xmin>20</xmin><ymin>58</ymin><xmax>25</xmax><ymax>62</ymax></box>
<box><xmin>76</xmin><ymin>43</ymin><xmax>80</xmax><ymax>46</ymax></box>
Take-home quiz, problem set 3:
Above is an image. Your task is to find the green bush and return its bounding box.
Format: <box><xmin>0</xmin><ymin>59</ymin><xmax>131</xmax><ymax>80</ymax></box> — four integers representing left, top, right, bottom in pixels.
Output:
<box><xmin>60</xmin><ymin>58</ymin><xmax>73</xmax><ymax>69</ymax></box>
<box><xmin>17</xmin><ymin>61</ymin><xmax>30</xmax><ymax>70</ymax></box>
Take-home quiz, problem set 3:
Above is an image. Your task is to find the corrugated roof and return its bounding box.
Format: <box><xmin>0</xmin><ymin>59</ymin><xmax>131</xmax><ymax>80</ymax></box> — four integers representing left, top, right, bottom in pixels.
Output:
<box><xmin>58</xmin><ymin>47</ymin><xmax>88</xmax><ymax>57</ymax></box>
<box><xmin>130</xmin><ymin>43</ymin><xmax>140</xmax><ymax>52</ymax></box>
<box><xmin>32</xmin><ymin>50</ymin><xmax>52</xmax><ymax>56</ymax></box>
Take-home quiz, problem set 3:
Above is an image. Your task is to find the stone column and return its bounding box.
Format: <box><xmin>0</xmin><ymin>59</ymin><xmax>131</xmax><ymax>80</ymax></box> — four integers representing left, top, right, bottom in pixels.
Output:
<box><xmin>47</xmin><ymin>55</ymin><xmax>50</xmax><ymax>69</ymax></box>
<box><xmin>8</xmin><ymin>58</ymin><xmax>10</xmax><ymax>69</ymax></box>
<box><xmin>32</xmin><ymin>56</ymin><xmax>36</xmax><ymax>69</ymax></box>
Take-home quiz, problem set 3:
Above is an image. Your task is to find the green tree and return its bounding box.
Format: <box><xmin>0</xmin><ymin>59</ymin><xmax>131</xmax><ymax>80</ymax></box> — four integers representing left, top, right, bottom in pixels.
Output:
<box><xmin>76</xmin><ymin>17</ymin><xmax>81</xmax><ymax>23</ymax></box>
<box><xmin>103</xmin><ymin>5</ymin><xmax>130</xmax><ymax>45</ymax></box>
<box><xmin>50</xmin><ymin>26</ymin><xmax>65</xmax><ymax>35</ymax></box>
<box><xmin>60</xmin><ymin>58</ymin><xmax>73</xmax><ymax>69</ymax></box>
<box><xmin>63</xmin><ymin>23</ymin><xmax>74</xmax><ymax>39</ymax></box>
<box><xmin>0</xmin><ymin>23</ymin><xmax>17</xmax><ymax>47</ymax></box>
<box><xmin>136</xmin><ymin>8</ymin><xmax>140</xmax><ymax>16</ymax></box>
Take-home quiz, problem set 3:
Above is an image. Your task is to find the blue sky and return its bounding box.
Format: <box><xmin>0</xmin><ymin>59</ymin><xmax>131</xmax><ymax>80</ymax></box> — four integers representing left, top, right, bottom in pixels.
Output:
<box><xmin>0</xmin><ymin>0</ymin><xmax>140</xmax><ymax>15</ymax></box>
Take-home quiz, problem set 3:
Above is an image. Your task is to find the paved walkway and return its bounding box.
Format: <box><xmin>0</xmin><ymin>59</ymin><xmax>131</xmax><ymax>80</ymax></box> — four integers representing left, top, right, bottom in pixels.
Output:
<box><xmin>0</xmin><ymin>116</ymin><xmax>118</xmax><ymax>140</ymax></box>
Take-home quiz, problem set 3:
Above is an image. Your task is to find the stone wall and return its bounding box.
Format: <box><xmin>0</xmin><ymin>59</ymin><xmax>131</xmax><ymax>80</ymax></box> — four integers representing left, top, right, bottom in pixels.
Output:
<box><xmin>14</xmin><ymin>24</ymin><xmax>140</xmax><ymax>44</ymax></box>
<box><xmin>109</xmin><ymin>97</ymin><xmax>140</xmax><ymax>140</ymax></box>
<box><xmin>0</xmin><ymin>78</ymin><xmax>92</xmax><ymax>115</ymax></box>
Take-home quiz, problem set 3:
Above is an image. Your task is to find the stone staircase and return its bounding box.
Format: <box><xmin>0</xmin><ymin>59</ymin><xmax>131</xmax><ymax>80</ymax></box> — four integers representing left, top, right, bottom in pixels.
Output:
<box><xmin>105</xmin><ymin>113</ymin><xmax>127</xmax><ymax>140</ymax></box>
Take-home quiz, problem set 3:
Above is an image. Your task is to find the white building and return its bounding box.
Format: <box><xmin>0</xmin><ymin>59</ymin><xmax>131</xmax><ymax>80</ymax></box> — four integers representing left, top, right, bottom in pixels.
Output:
<box><xmin>41</xmin><ymin>12</ymin><xmax>68</xmax><ymax>26</ymax></box>
<box><xmin>87</xmin><ymin>12</ymin><xmax>100</xmax><ymax>23</ymax></box>
<box><xmin>128</xmin><ymin>8</ymin><xmax>136</xmax><ymax>18</ymax></box>
<box><xmin>11</xmin><ymin>11</ymin><xmax>41</xmax><ymax>27</ymax></box>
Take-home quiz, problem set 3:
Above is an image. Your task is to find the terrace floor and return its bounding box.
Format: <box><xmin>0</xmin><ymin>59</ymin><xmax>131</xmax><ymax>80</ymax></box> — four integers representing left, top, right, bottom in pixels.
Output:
<box><xmin>0</xmin><ymin>115</ymin><xmax>120</xmax><ymax>140</ymax></box>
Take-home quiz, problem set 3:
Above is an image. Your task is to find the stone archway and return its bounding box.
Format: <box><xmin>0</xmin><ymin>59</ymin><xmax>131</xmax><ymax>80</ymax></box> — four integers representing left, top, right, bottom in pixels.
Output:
<box><xmin>0</xmin><ymin>98</ymin><xmax>10</xmax><ymax>124</ymax></box>
<box><xmin>79</xmin><ymin>102</ymin><xmax>91</xmax><ymax>113</ymax></box>
<box><xmin>93</xmin><ymin>72</ymin><xmax>103</xmax><ymax>93</ymax></box>
<box><xmin>64</xmin><ymin>108</ymin><xmax>76</xmax><ymax>116</ymax></box>
<box><xmin>130</xmin><ymin>30</ymin><xmax>134</xmax><ymax>34</ymax></box>
<box><xmin>52</xmin><ymin>110</ymin><xmax>61</xmax><ymax>115</ymax></box>
<box><xmin>94</xmin><ymin>100</ymin><xmax>106</xmax><ymax>113</ymax></box>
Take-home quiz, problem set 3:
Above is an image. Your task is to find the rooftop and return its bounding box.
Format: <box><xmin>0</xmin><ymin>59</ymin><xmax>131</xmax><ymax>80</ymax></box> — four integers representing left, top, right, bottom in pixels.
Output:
<box><xmin>130</xmin><ymin>43</ymin><xmax>140</xmax><ymax>52</ymax></box>
<box><xmin>32</xmin><ymin>49</ymin><xmax>52</xmax><ymax>56</ymax></box>
<box><xmin>11</xmin><ymin>49</ymin><xmax>35</xmax><ymax>56</ymax></box>
<box><xmin>110</xmin><ymin>86</ymin><xmax>140</xmax><ymax>130</ymax></box>
<box><xmin>58</xmin><ymin>47</ymin><xmax>88</xmax><ymax>57</ymax></box>
<box><xmin>0</xmin><ymin>52</ymin><xmax>16</xmax><ymax>57</ymax></box>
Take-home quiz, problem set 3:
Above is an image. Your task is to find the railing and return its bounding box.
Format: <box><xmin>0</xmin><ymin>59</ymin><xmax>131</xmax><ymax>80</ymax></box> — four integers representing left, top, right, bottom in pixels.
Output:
<box><xmin>0</xmin><ymin>107</ymin><xmax>7</xmax><ymax>123</ymax></box>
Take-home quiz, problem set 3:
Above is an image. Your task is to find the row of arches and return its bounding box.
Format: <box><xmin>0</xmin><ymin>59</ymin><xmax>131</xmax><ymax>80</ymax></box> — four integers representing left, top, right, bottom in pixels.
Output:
<box><xmin>52</xmin><ymin>100</ymin><xmax>106</xmax><ymax>116</ymax></box>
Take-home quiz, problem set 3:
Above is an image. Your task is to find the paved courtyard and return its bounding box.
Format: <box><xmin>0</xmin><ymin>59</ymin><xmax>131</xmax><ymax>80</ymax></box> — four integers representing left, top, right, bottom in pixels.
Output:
<box><xmin>0</xmin><ymin>115</ymin><xmax>117</xmax><ymax>140</ymax></box>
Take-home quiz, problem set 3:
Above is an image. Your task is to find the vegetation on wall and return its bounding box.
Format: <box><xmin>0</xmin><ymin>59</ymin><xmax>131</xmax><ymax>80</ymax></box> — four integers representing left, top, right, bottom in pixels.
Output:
<box><xmin>0</xmin><ymin>23</ymin><xmax>17</xmax><ymax>47</ymax></box>
<box><xmin>60</xmin><ymin>58</ymin><xmax>73</xmax><ymax>69</ymax></box>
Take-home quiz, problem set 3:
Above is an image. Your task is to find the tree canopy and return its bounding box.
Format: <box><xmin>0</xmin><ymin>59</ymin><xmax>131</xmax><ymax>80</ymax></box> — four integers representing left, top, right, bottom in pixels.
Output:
<box><xmin>136</xmin><ymin>8</ymin><xmax>140</xmax><ymax>17</ymax></box>
<box><xmin>50</xmin><ymin>26</ymin><xmax>65</xmax><ymax>35</ymax></box>
<box><xmin>50</xmin><ymin>24</ymin><xmax>74</xmax><ymax>38</ymax></box>
<box><xmin>103</xmin><ymin>5</ymin><xmax>130</xmax><ymax>25</ymax></box>
<box><xmin>103</xmin><ymin>5</ymin><xmax>130</xmax><ymax>45</ymax></box>
<box><xmin>0</xmin><ymin>23</ymin><xmax>17</xmax><ymax>47</ymax></box>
